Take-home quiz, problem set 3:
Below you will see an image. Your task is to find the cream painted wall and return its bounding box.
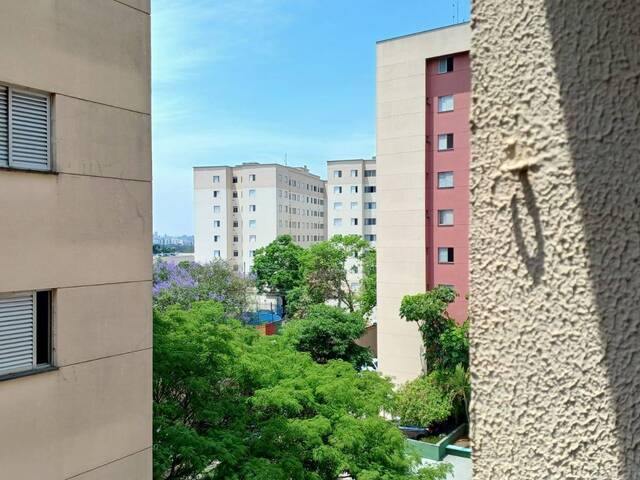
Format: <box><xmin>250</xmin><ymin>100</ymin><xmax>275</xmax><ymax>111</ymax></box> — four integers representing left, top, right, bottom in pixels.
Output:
<box><xmin>376</xmin><ymin>24</ymin><xmax>471</xmax><ymax>384</ymax></box>
<box><xmin>471</xmin><ymin>1</ymin><xmax>640</xmax><ymax>478</ymax></box>
<box><xmin>0</xmin><ymin>1</ymin><xmax>151</xmax><ymax>478</ymax></box>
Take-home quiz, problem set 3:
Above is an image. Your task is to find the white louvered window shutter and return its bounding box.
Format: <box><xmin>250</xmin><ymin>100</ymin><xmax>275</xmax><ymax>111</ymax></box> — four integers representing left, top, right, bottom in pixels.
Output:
<box><xmin>0</xmin><ymin>293</ymin><xmax>36</xmax><ymax>374</ymax></box>
<box><xmin>9</xmin><ymin>89</ymin><xmax>50</xmax><ymax>170</ymax></box>
<box><xmin>0</xmin><ymin>85</ymin><xmax>8</xmax><ymax>167</ymax></box>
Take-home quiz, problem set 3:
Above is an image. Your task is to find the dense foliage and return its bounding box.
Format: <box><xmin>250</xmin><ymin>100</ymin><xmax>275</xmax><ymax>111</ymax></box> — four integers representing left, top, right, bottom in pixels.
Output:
<box><xmin>399</xmin><ymin>287</ymin><xmax>467</xmax><ymax>373</ymax></box>
<box><xmin>252</xmin><ymin>235</ymin><xmax>304</xmax><ymax>315</ymax></box>
<box><xmin>392</xmin><ymin>373</ymin><xmax>454</xmax><ymax>428</ymax></box>
<box><xmin>153</xmin><ymin>260</ymin><xmax>252</xmax><ymax>315</ymax></box>
<box><xmin>398</xmin><ymin>287</ymin><xmax>471</xmax><ymax>430</ymax></box>
<box><xmin>153</xmin><ymin>301</ymin><xmax>450</xmax><ymax>480</ymax></box>
<box><xmin>282</xmin><ymin>304</ymin><xmax>373</xmax><ymax>369</ymax></box>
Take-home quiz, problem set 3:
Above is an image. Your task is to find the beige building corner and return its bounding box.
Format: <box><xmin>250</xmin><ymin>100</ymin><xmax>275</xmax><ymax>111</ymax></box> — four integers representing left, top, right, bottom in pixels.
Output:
<box><xmin>376</xmin><ymin>24</ymin><xmax>471</xmax><ymax>384</ymax></box>
<box><xmin>0</xmin><ymin>1</ymin><xmax>152</xmax><ymax>479</ymax></box>
<box><xmin>471</xmin><ymin>1</ymin><xmax>640</xmax><ymax>478</ymax></box>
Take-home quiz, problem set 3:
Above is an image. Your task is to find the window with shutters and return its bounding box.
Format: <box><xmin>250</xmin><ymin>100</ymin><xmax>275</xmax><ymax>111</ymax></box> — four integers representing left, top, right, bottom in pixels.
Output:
<box><xmin>0</xmin><ymin>290</ymin><xmax>52</xmax><ymax>377</ymax></box>
<box><xmin>0</xmin><ymin>84</ymin><xmax>51</xmax><ymax>171</ymax></box>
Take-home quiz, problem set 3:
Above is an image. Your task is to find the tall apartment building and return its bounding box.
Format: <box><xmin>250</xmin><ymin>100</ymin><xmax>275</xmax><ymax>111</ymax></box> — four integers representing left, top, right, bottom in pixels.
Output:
<box><xmin>326</xmin><ymin>158</ymin><xmax>378</xmax><ymax>243</ymax></box>
<box><xmin>376</xmin><ymin>23</ymin><xmax>471</xmax><ymax>383</ymax></box>
<box><xmin>0</xmin><ymin>2</ymin><xmax>152</xmax><ymax>478</ymax></box>
<box><xmin>194</xmin><ymin>163</ymin><xmax>327</xmax><ymax>273</ymax></box>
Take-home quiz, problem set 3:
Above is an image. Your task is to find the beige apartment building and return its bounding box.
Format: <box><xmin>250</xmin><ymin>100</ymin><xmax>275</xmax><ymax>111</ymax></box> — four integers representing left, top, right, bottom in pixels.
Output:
<box><xmin>194</xmin><ymin>163</ymin><xmax>327</xmax><ymax>272</ymax></box>
<box><xmin>326</xmin><ymin>158</ymin><xmax>377</xmax><ymax>243</ymax></box>
<box><xmin>376</xmin><ymin>23</ymin><xmax>471</xmax><ymax>384</ymax></box>
<box><xmin>0</xmin><ymin>2</ymin><xmax>152</xmax><ymax>479</ymax></box>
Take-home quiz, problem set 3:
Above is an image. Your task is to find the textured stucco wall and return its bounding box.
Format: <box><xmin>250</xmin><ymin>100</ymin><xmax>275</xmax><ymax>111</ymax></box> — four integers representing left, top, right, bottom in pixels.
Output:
<box><xmin>470</xmin><ymin>1</ymin><xmax>639</xmax><ymax>479</ymax></box>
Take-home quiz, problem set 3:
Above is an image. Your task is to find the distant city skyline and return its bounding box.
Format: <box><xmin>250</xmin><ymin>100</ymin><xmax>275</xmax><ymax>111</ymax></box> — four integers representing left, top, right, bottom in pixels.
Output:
<box><xmin>152</xmin><ymin>0</ymin><xmax>471</xmax><ymax>235</ymax></box>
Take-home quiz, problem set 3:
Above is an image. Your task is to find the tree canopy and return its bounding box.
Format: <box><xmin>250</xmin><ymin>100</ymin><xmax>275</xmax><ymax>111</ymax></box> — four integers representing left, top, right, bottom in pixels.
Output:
<box><xmin>252</xmin><ymin>235</ymin><xmax>304</xmax><ymax>314</ymax></box>
<box><xmin>282</xmin><ymin>304</ymin><xmax>373</xmax><ymax>369</ymax></box>
<box><xmin>153</xmin><ymin>301</ymin><xmax>450</xmax><ymax>480</ymax></box>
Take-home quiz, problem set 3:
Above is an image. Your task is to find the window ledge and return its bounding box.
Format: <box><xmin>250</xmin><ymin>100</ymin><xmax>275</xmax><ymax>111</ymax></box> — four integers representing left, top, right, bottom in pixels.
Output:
<box><xmin>0</xmin><ymin>165</ymin><xmax>56</xmax><ymax>175</ymax></box>
<box><xmin>0</xmin><ymin>365</ymin><xmax>58</xmax><ymax>383</ymax></box>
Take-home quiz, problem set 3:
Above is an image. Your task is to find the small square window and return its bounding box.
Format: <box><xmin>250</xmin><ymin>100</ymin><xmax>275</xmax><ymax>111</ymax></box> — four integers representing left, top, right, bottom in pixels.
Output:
<box><xmin>232</xmin><ymin>176</ymin><xmax>238</xmax><ymax>183</ymax></box>
<box><xmin>334</xmin><ymin>202</ymin><xmax>343</xmax><ymax>210</ymax></box>
<box><xmin>334</xmin><ymin>186</ymin><xmax>342</xmax><ymax>194</ymax></box>
<box><xmin>364</xmin><ymin>186</ymin><xmax>376</xmax><ymax>193</ymax></box>
<box><xmin>364</xmin><ymin>234</ymin><xmax>376</xmax><ymax>242</ymax></box>
<box><xmin>350</xmin><ymin>202</ymin><xmax>358</xmax><ymax>209</ymax></box>
<box><xmin>438</xmin><ymin>56</ymin><xmax>454</xmax><ymax>74</ymax></box>
<box><xmin>249</xmin><ymin>220</ymin><xmax>256</xmax><ymax>228</ymax></box>
<box><xmin>249</xmin><ymin>250</ymin><xmax>256</xmax><ymax>257</ymax></box>
<box><xmin>351</xmin><ymin>169</ymin><xmax>358</xmax><ymax>177</ymax></box>
<box><xmin>214</xmin><ymin>235</ymin><xmax>220</xmax><ymax>242</ymax></box>
<box><xmin>233</xmin><ymin>206</ymin><xmax>238</xmax><ymax>213</ymax></box>
<box><xmin>213</xmin><ymin>250</ymin><xmax>221</xmax><ymax>258</ymax></box>
<box><xmin>365</xmin><ymin>218</ymin><xmax>376</xmax><ymax>225</ymax></box>
<box><xmin>350</xmin><ymin>185</ymin><xmax>358</xmax><ymax>194</ymax></box>
<box><xmin>213</xmin><ymin>205</ymin><xmax>221</xmax><ymax>213</ymax></box>
<box><xmin>214</xmin><ymin>220</ymin><xmax>221</xmax><ymax>227</ymax></box>
<box><xmin>334</xmin><ymin>170</ymin><xmax>342</xmax><ymax>178</ymax></box>
<box><xmin>233</xmin><ymin>250</ymin><xmax>239</xmax><ymax>257</ymax></box>
<box><xmin>233</xmin><ymin>221</ymin><xmax>239</xmax><ymax>227</ymax></box>
<box><xmin>438</xmin><ymin>95</ymin><xmax>454</xmax><ymax>113</ymax></box>
<box><xmin>438</xmin><ymin>209</ymin><xmax>454</xmax><ymax>226</ymax></box>
<box><xmin>438</xmin><ymin>133</ymin><xmax>454</xmax><ymax>151</ymax></box>
<box><xmin>438</xmin><ymin>172</ymin><xmax>454</xmax><ymax>189</ymax></box>
<box><xmin>249</xmin><ymin>174</ymin><xmax>256</xmax><ymax>181</ymax></box>
<box><xmin>351</xmin><ymin>218</ymin><xmax>358</xmax><ymax>226</ymax></box>
<box><xmin>213</xmin><ymin>190</ymin><xmax>220</xmax><ymax>198</ymax></box>
<box><xmin>249</xmin><ymin>205</ymin><xmax>256</xmax><ymax>212</ymax></box>
<box><xmin>232</xmin><ymin>191</ymin><xmax>238</xmax><ymax>198</ymax></box>
<box><xmin>249</xmin><ymin>189</ymin><xmax>256</xmax><ymax>197</ymax></box>
<box><xmin>233</xmin><ymin>235</ymin><xmax>239</xmax><ymax>242</ymax></box>
<box><xmin>249</xmin><ymin>235</ymin><xmax>256</xmax><ymax>242</ymax></box>
<box><xmin>365</xmin><ymin>202</ymin><xmax>376</xmax><ymax>210</ymax></box>
<box><xmin>333</xmin><ymin>218</ymin><xmax>342</xmax><ymax>226</ymax></box>
<box><xmin>438</xmin><ymin>247</ymin><xmax>455</xmax><ymax>264</ymax></box>
<box><xmin>212</xmin><ymin>175</ymin><xmax>220</xmax><ymax>183</ymax></box>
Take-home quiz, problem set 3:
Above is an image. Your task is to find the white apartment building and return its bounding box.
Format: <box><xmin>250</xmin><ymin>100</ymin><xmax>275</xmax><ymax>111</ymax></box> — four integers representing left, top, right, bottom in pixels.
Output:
<box><xmin>194</xmin><ymin>163</ymin><xmax>327</xmax><ymax>273</ymax></box>
<box><xmin>326</xmin><ymin>158</ymin><xmax>377</xmax><ymax>243</ymax></box>
<box><xmin>326</xmin><ymin>158</ymin><xmax>377</xmax><ymax>296</ymax></box>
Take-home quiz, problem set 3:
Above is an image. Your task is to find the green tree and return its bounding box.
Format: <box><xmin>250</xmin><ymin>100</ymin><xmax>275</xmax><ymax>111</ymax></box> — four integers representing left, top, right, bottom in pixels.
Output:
<box><xmin>359</xmin><ymin>248</ymin><xmax>377</xmax><ymax>318</ymax></box>
<box><xmin>392</xmin><ymin>373</ymin><xmax>453</xmax><ymax>428</ymax></box>
<box><xmin>154</xmin><ymin>301</ymin><xmax>450</xmax><ymax>480</ymax></box>
<box><xmin>283</xmin><ymin>304</ymin><xmax>373</xmax><ymax>369</ymax></box>
<box><xmin>252</xmin><ymin>235</ymin><xmax>304</xmax><ymax>315</ymax></box>
<box><xmin>399</xmin><ymin>286</ymin><xmax>458</xmax><ymax>372</ymax></box>
<box><xmin>302</xmin><ymin>235</ymin><xmax>372</xmax><ymax>312</ymax></box>
<box><xmin>440</xmin><ymin>364</ymin><xmax>470</xmax><ymax>426</ymax></box>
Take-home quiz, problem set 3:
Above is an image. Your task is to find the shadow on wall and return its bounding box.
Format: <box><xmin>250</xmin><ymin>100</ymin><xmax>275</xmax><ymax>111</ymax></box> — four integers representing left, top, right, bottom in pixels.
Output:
<box><xmin>545</xmin><ymin>1</ymin><xmax>640</xmax><ymax>477</ymax></box>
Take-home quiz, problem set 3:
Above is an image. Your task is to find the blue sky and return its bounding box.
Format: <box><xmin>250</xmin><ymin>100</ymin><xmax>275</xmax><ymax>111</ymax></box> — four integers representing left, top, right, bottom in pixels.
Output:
<box><xmin>152</xmin><ymin>0</ymin><xmax>471</xmax><ymax>235</ymax></box>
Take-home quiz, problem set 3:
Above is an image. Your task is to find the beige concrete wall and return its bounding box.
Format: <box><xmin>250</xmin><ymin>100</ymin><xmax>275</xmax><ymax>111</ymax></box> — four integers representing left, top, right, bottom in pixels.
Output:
<box><xmin>376</xmin><ymin>24</ymin><xmax>470</xmax><ymax>384</ymax></box>
<box><xmin>0</xmin><ymin>1</ymin><xmax>151</xmax><ymax>478</ymax></box>
<box><xmin>471</xmin><ymin>1</ymin><xmax>640</xmax><ymax>478</ymax></box>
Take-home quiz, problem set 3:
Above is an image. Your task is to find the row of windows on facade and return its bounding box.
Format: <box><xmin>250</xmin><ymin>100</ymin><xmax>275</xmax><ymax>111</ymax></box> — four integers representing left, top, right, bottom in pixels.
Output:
<box><xmin>333</xmin><ymin>218</ymin><xmax>377</xmax><ymax>226</ymax></box>
<box><xmin>214</xmin><ymin>219</ymin><xmax>325</xmax><ymax>230</ymax></box>
<box><xmin>332</xmin><ymin>185</ymin><xmax>377</xmax><ymax>194</ymax></box>
<box><xmin>333</xmin><ymin>201</ymin><xmax>376</xmax><ymax>210</ymax></box>
<box><xmin>213</xmin><ymin>189</ymin><xmax>325</xmax><ymax>206</ymax></box>
<box><xmin>332</xmin><ymin>169</ymin><xmax>376</xmax><ymax>178</ymax></box>
<box><xmin>212</xmin><ymin>174</ymin><xmax>325</xmax><ymax>194</ymax></box>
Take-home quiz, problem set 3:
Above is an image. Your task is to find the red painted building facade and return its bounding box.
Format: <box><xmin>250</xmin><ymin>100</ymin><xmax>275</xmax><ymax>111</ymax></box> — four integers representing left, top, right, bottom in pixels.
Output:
<box><xmin>425</xmin><ymin>51</ymin><xmax>471</xmax><ymax>322</ymax></box>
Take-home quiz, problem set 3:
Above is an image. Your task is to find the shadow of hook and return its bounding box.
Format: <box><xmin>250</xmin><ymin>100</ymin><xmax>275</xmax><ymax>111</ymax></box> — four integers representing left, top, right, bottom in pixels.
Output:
<box><xmin>510</xmin><ymin>170</ymin><xmax>545</xmax><ymax>286</ymax></box>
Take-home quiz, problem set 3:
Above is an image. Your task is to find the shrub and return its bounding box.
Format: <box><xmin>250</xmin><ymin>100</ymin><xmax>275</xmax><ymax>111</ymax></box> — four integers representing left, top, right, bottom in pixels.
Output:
<box><xmin>393</xmin><ymin>373</ymin><xmax>453</xmax><ymax>428</ymax></box>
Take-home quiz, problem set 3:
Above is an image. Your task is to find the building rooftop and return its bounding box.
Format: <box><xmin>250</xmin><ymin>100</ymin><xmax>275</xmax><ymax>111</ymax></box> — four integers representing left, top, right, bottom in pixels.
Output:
<box><xmin>377</xmin><ymin>21</ymin><xmax>470</xmax><ymax>44</ymax></box>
